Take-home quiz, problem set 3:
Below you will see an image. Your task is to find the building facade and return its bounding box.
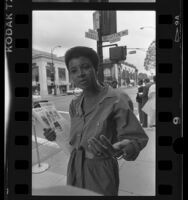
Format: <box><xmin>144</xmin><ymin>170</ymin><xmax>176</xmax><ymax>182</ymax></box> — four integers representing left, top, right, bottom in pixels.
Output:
<box><xmin>120</xmin><ymin>61</ymin><xmax>138</xmax><ymax>86</ymax></box>
<box><xmin>32</xmin><ymin>49</ymin><xmax>70</xmax><ymax>97</ymax></box>
<box><xmin>103</xmin><ymin>59</ymin><xmax>138</xmax><ymax>87</ymax></box>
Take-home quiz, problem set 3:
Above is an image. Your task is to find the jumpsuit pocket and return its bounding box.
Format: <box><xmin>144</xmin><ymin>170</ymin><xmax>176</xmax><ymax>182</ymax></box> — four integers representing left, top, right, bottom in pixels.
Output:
<box><xmin>95</xmin><ymin>120</ymin><xmax>107</xmax><ymax>139</ymax></box>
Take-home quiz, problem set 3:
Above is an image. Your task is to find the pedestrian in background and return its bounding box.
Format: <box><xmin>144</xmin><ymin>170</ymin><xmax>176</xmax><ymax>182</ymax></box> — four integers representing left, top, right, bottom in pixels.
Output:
<box><xmin>142</xmin><ymin>76</ymin><xmax>156</xmax><ymax>127</ymax></box>
<box><xmin>111</xmin><ymin>79</ymin><xmax>134</xmax><ymax>112</ymax></box>
<box><xmin>140</xmin><ymin>78</ymin><xmax>153</xmax><ymax>127</ymax></box>
<box><xmin>111</xmin><ymin>80</ymin><xmax>118</xmax><ymax>89</ymax></box>
<box><xmin>43</xmin><ymin>46</ymin><xmax>148</xmax><ymax>196</ymax></box>
<box><xmin>136</xmin><ymin>79</ymin><xmax>144</xmax><ymax>125</ymax></box>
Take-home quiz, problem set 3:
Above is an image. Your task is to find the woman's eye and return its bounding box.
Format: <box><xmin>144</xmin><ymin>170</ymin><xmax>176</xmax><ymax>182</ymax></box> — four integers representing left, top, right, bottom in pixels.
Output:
<box><xmin>82</xmin><ymin>65</ymin><xmax>90</xmax><ymax>69</ymax></box>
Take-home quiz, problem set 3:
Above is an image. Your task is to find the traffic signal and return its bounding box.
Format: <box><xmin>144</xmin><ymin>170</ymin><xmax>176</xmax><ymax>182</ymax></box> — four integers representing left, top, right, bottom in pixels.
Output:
<box><xmin>109</xmin><ymin>46</ymin><xmax>127</xmax><ymax>61</ymax></box>
<box><xmin>101</xmin><ymin>11</ymin><xmax>117</xmax><ymax>36</ymax></box>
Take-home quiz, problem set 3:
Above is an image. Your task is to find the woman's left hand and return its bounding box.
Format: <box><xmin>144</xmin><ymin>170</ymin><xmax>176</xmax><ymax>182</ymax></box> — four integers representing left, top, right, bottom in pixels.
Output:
<box><xmin>88</xmin><ymin>135</ymin><xmax>130</xmax><ymax>157</ymax></box>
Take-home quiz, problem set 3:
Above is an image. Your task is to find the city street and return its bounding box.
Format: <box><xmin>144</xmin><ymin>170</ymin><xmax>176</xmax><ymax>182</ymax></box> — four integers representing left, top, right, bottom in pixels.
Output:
<box><xmin>36</xmin><ymin>86</ymin><xmax>139</xmax><ymax>112</ymax></box>
<box><xmin>32</xmin><ymin>86</ymin><xmax>155</xmax><ymax>196</ymax></box>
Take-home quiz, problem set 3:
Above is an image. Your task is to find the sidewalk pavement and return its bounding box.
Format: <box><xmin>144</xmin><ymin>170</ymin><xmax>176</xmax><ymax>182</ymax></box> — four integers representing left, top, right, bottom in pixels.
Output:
<box><xmin>32</xmin><ymin>127</ymin><xmax>155</xmax><ymax>196</ymax></box>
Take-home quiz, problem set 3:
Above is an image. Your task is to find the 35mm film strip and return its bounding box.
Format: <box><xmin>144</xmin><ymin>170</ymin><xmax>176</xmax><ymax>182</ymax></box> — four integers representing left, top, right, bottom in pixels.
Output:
<box><xmin>4</xmin><ymin>0</ymin><xmax>183</xmax><ymax>198</ymax></box>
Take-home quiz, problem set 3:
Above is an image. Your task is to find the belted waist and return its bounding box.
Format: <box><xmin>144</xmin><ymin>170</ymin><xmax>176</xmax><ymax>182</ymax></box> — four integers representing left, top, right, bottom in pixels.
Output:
<box><xmin>85</xmin><ymin>150</ymin><xmax>95</xmax><ymax>159</ymax></box>
<box><xmin>72</xmin><ymin>147</ymin><xmax>111</xmax><ymax>160</ymax></box>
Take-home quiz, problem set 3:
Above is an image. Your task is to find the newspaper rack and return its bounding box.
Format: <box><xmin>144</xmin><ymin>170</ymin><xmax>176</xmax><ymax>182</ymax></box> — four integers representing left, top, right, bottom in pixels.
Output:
<box><xmin>32</xmin><ymin>116</ymin><xmax>50</xmax><ymax>174</ymax></box>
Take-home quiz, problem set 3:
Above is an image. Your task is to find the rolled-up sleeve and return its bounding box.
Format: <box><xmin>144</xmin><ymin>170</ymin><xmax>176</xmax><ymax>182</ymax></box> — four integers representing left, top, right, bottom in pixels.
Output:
<box><xmin>113</xmin><ymin>94</ymin><xmax>149</xmax><ymax>161</ymax></box>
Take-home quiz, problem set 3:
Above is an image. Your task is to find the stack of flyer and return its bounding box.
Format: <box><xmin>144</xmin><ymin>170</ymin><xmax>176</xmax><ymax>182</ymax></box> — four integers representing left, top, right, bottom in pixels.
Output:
<box><xmin>32</xmin><ymin>101</ymin><xmax>71</xmax><ymax>155</ymax></box>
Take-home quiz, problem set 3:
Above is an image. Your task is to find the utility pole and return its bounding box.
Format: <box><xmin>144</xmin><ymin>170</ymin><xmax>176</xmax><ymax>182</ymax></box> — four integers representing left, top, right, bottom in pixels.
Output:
<box><xmin>97</xmin><ymin>11</ymin><xmax>104</xmax><ymax>84</ymax></box>
<box><xmin>50</xmin><ymin>50</ymin><xmax>56</xmax><ymax>95</ymax></box>
<box><xmin>51</xmin><ymin>45</ymin><xmax>61</xmax><ymax>95</ymax></box>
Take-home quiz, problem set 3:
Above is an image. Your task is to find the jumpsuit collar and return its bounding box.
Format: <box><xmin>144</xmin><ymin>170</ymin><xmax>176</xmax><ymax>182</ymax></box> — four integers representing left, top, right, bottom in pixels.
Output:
<box><xmin>75</xmin><ymin>85</ymin><xmax>117</xmax><ymax>117</ymax></box>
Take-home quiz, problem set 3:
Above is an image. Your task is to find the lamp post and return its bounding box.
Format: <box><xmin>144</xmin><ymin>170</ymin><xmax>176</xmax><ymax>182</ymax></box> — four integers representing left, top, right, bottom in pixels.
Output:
<box><xmin>51</xmin><ymin>45</ymin><xmax>62</xmax><ymax>95</ymax></box>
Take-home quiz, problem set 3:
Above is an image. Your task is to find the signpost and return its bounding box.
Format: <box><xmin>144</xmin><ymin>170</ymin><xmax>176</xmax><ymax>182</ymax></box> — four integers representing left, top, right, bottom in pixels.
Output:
<box><xmin>97</xmin><ymin>11</ymin><xmax>104</xmax><ymax>84</ymax></box>
<box><xmin>85</xmin><ymin>31</ymin><xmax>98</xmax><ymax>40</ymax></box>
<box><xmin>93</xmin><ymin>11</ymin><xmax>100</xmax><ymax>30</ymax></box>
<box><xmin>88</xmin><ymin>29</ymin><xmax>98</xmax><ymax>34</ymax></box>
<box><xmin>109</xmin><ymin>36</ymin><xmax>121</xmax><ymax>43</ymax></box>
<box><xmin>85</xmin><ymin>11</ymin><xmax>129</xmax><ymax>83</ymax></box>
<box><xmin>85</xmin><ymin>29</ymin><xmax>128</xmax><ymax>43</ymax></box>
<box><xmin>102</xmin><ymin>29</ymin><xmax>128</xmax><ymax>42</ymax></box>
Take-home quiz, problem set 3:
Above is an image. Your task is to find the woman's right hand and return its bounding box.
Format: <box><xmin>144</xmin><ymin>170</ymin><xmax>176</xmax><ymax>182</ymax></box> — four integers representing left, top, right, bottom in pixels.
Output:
<box><xmin>43</xmin><ymin>128</ymin><xmax>56</xmax><ymax>141</ymax></box>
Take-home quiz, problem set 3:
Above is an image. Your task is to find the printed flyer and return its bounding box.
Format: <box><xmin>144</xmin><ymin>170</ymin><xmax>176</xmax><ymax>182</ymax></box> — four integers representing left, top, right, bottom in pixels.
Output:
<box><xmin>32</xmin><ymin>101</ymin><xmax>71</xmax><ymax>155</ymax></box>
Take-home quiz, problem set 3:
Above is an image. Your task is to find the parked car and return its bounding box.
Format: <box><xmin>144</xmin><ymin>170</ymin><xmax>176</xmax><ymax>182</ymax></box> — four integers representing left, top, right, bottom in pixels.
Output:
<box><xmin>66</xmin><ymin>89</ymin><xmax>74</xmax><ymax>95</ymax></box>
<box><xmin>32</xmin><ymin>94</ymin><xmax>42</xmax><ymax>101</ymax></box>
<box><xmin>74</xmin><ymin>88</ymin><xmax>83</xmax><ymax>95</ymax></box>
<box><xmin>66</xmin><ymin>88</ymin><xmax>83</xmax><ymax>95</ymax></box>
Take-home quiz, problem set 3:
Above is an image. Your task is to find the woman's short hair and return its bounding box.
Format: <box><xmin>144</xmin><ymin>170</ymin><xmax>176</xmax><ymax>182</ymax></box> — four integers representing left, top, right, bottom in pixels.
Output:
<box><xmin>64</xmin><ymin>46</ymin><xmax>99</xmax><ymax>71</ymax></box>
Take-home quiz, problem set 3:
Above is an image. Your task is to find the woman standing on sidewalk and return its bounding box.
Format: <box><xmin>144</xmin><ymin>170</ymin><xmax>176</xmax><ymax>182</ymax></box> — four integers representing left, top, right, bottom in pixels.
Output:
<box><xmin>44</xmin><ymin>46</ymin><xmax>148</xmax><ymax>196</ymax></box>
<box><xmin>142</xmin><ymin>76</ymin><xmax>156</xmax><ymax>127</ymax></box>
<box><xmin>136</xmin><ymin>79</ymin><xmax>144</xmax><ymax>125</ymax></box>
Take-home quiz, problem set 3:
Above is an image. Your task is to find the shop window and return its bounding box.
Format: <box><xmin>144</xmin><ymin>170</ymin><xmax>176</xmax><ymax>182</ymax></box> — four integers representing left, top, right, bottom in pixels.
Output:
<box><xmin>46</xmin><ymin>64</ymin><xmax>54</xmax><ymax>82</ymax></box>
<box><xmin>58</xmin><ymin>68</ymin><xmax>66</xmax><ymax>81</ymax></box>
<box><xmin>104</xmin><ymin>68</ymin><xmax>111</xmax><ymax>77</ymax></box>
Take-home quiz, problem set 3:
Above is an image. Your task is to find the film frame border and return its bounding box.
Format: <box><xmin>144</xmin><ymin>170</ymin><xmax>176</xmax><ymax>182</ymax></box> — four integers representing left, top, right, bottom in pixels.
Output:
<box><xmin>4</xmin><ymin>0</ymin><xmax>183</xmax><ymax>199</ymax></box>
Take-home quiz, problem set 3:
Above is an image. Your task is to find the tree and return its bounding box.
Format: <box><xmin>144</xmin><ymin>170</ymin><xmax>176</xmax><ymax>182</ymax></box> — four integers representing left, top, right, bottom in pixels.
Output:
<box><xmin>144</xmin><ymin>40</ymin><xmax>156</xmax><ymax>71</ymax></box>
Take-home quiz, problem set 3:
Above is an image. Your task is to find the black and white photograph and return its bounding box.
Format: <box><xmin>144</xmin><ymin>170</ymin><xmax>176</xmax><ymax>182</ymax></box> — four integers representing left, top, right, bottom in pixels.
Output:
<box><xmin>32</xmin><ymin>10</ymin><xmax>156</xmax><ymax>196</ymax></box>
<box><xmin>33</xmin><ymin>0</ymin><xmax>156</xmax><ymax>3</ymax></box>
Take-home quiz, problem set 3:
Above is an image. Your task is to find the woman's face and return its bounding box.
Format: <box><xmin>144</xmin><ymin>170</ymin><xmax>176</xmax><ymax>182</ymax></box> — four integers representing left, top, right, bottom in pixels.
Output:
<box><xmin>68</xmin><ymin>56</ymin><xmax>97</xmax><ymax>90</ymax></box>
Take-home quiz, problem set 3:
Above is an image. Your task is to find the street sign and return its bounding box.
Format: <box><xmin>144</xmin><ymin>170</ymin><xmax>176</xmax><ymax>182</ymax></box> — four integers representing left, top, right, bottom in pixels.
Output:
<box><xmin>85</xmin><ymin>31</ymin><xmax>98</xmax><ymax>41</ymax></box>
<box><xmin>88</xmin><ymin>29</ymin><xmax>97</xmax><ymax>34</ymax></box>
<box><xmin>128</xmin><ymin>50</ymin><xmax>137</xmax><ymax>54</ymax></box>
<box><xmin>93</xmin><ymin>11</ymin><xmax>100</xmax><ymax>30</ymax></box>
<box><xmin>119</xmin><ymin>29</ymin><xmax>129</xmax><ymax>37</ymax></box>
<box><xmin>102</xmin><ymin>29</ymin><xmax>128</xmax><ymax>42</ymax></box>
<box><xmin>109</xmin><ymin>36</ymin><xmax>121</xmax><ymax>43</ymax></box>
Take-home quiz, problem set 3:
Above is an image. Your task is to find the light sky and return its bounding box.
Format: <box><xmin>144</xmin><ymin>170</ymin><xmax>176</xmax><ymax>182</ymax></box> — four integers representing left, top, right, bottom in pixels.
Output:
<box><xmin>33</xmin><ymin>11</ymin><xmax>155</xmax><ymax>73</ymax></box>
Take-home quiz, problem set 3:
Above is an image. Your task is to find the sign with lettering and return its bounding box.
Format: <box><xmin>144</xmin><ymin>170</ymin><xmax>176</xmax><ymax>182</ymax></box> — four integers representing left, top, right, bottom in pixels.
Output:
<box><xmin>102</xmin><ymin>29</ymin><xmax>128</xmax><ymax>42</ymax></box>
<box><xmin>88</xmin><ymin>29</ymin><xmax>98</xmax><ymax>34</ymax></box>
<box><xmin>85</xmin><ymin>31</ymin><xmax>98</xmax><ymax>40</ymax></box>
<box><xmin>109</xmin><ymin>36</ymin><xmax>121</xmax><ymax>43</ymax></box>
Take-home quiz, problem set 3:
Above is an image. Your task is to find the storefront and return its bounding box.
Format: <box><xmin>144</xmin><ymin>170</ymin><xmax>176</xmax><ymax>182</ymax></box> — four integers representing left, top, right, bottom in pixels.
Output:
<box><xmin>32</xmin><ymin>49</ymin><xmax>70</xmax><ymax>97</ymax></box>
<box><xmin>102</xmin><ymin>59</ymin><xmax>137</xmax><ymax>87</ymax></box>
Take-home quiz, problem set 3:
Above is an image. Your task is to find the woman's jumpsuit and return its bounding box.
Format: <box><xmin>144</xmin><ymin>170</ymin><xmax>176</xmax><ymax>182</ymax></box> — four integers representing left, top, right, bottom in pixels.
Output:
<box><xmin>67</xmin><ymin>86</ymin><xmax>149</xmax><ymax>196</ymax></box>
